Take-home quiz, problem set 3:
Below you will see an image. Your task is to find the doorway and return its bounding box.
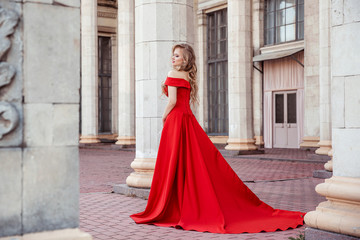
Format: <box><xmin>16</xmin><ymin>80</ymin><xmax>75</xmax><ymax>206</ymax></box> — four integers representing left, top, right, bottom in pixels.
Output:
<box><xmin>273</xmin><ymin>91</ymin><xmax>298</xmax><ymax>148</ymax></box>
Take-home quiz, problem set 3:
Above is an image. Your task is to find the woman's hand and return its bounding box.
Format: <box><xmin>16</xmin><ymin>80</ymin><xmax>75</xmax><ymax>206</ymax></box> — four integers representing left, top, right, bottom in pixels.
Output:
<box><xmin>162</xmin><ymin>115</ymin><xmax>167</xmax><ymax>125</ymax></box>
<box><xmin>161</xmin><ymin>83</ymin><xmax>168</xmax><ymax>96</ymax></box>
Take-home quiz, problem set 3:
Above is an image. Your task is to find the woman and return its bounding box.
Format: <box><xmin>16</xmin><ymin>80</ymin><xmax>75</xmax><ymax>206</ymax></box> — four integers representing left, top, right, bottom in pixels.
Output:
<box><xmin>130</xmin><ymin>43</ymin><xmax>305</xmax><ymax>234</ymax></box>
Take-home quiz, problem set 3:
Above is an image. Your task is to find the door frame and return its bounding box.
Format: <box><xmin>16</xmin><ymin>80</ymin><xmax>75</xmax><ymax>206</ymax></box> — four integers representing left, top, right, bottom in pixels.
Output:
<box><xmin>272</xmin><ymin>90</ymin><xmax>298</xmax><ymax>148</ymax></box>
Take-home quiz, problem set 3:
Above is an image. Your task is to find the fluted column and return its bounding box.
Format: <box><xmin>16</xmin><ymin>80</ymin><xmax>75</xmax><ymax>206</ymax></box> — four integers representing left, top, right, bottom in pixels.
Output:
<box><xmin>315</xmin><ymin>0</ymin><xmax>332</xmax><ymax>158</ymax></box>
<box><xmin>126</xmin><ymin>0</ymin><xmax>194</xmax><ymax>188</ymax></box>
<box><xmin>300</xmin><ymin>0</ymin><xmax>320</xmax><ymax>149</ymax></box>
<box><xmin>80</xmin><ymin>0</ymin><xmax>100</xmax><ymax>144</ymax></box>
<box><xmin>305</xmin><ymin>0</ymin><xmax>360</xmax><ymax>238</ymax></box>
<box><xmin>115</xmin><ymin>0</ymin><xmax>136</xmax><ymax>146</ymax></box>
<box><xmin>225</xmin><ymin>0</ymin><xmax>257</xmax><ymax>151</ymax></box>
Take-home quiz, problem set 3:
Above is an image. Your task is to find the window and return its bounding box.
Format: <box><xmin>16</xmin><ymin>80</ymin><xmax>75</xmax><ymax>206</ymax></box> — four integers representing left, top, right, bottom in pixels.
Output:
<box><xmin>98</xmin><ymin>36</ymin><xmax>112</xmax><ymax>133</ymax></box>
<box><xmin>265</xmin><ymin>0</ymin><xmax>304</xmax><ymax>45</ymax></box>
<box><xmin>207</xmin><ymin>9</ymin><xmax>228</xmax><ymax>135</ymax></box>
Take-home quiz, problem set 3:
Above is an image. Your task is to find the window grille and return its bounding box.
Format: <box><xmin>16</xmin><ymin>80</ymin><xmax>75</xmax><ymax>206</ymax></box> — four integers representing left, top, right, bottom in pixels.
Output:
<box><xmin>98</xmin><ymin>36</ymin><xmax>112</xmax><ymax>133</ymax></box>
<box><xmin>207</xmin><ymin>9</ymin><xmax>228</xmax><ymax>135</ymax></box>
<box><xmin>265</xmin><ymin>0</ymin><xmax>304</xmax><ymax>45</ymax></box>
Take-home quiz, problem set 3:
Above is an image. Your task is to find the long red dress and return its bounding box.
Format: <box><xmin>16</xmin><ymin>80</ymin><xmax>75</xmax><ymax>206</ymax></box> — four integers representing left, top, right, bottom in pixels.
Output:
<box><xmin>130</xmin><ymin>77</ymin><xmax>305</xmax><ymax>233</ymax></box>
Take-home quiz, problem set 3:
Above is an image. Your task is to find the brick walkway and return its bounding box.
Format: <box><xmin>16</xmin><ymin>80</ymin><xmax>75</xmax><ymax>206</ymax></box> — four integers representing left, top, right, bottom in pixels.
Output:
<box><xmin>79</xmin><ymin>147</ymin><xmax>326</xmax><ymax>240</ymax></box>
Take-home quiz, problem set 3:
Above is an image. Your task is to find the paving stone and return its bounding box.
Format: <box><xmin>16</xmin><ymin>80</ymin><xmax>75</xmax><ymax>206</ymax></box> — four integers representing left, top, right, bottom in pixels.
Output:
<box><xmin>78</xmin><ymin>147</ymin><xmax>331</xmax><ymax>240</ymax></box>
<box><xmin>305</xmin><ymin>227</ymin><xmax>360</xmax><ymax>240</ymax></box>
<box><xmin>313</xmin><ymin>169</ymin><xmax>332</xmax><ymax>179</ymax></box>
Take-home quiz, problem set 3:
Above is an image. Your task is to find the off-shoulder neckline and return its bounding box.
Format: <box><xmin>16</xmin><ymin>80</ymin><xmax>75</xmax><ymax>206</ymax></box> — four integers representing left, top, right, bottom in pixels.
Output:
<box><xmin>166</xmin><ymin>76</ymin><xmax>190</xmax><ymax>83</ymax></box>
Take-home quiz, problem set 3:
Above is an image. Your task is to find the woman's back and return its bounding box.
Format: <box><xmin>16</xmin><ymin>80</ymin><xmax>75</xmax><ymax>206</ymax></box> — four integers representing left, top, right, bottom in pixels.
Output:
<box><xmin>164</xmin><ymin>76</ymin><xmax>192</xmax><ymax>115</ymax></box>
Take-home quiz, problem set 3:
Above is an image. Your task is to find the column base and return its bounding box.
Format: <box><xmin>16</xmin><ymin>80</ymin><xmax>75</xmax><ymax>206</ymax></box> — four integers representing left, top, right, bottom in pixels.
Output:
<box><xmin>115</xmin><ymin>136</ymin><xmax>136</xmax><ymax>145</ymax></box>
<box><xmin>208</xmin><ymin>135</ymin><xmax>228</xmax><ymax>144</ymax></box>
<box><xmin>254</xmin><ymin>135</ymin><xmax>264</xmax><ymax>146</ymax></box>
<box><xmin>0</xmin><ymin>228</ymin><xmax>92</xmax><ymax>240</ymax></box>
<box><xmin>304</xmin><ymin>176</ymin><xmax>360</xmax><ymax>238</ymax></box>
<box><xmin>79</xmin><ymin>135</ymin><xmax>100</xmax><ymax>144</ymax></box>
<box><xmin>324</xmin><ymin>149</ymin><xmax>333</xmax><ymax>171</ymax></box>
<box><xmin>300</xmin><ymin>136</ymin><xmax>320</xmax><ymax>149</ymax></box>
<box><xmin>98</xmin><ymin>134</ymin><xmax>118</xmax><ymax>142</ymax></box>
<box><xmin>315</xmin><ymin>140</ymin><xmax>332</xmax><ymax>155</ymax></box>
<box><xmin>225</xmin><ymin>138</ymin><xmax>258</xmax><ymax>151</ymax></box>
<box><xmin>126</xmin><ymin>158</ymin><xmax>156</xmax><ymax>188</ymax></box>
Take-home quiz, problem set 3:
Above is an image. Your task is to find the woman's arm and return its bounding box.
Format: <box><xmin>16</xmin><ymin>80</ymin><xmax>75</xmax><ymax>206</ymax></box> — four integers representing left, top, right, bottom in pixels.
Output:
<box><xmin>162</xmin><ymin>86</ymin><xmax>177</xmax><ymax>125</ymax></box>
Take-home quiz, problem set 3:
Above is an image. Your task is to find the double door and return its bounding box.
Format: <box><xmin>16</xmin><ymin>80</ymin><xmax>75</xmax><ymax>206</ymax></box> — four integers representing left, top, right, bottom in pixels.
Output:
<box><xmin>273</xmin><ymin>91</ymin><xmax>298</xmax><ymax>148</ymax></box>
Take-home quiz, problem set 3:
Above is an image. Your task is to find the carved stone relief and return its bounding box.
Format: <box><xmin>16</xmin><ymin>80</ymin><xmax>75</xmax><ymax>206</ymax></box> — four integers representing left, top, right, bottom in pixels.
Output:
<box><xmin>0</xmin><ymin>7</ymin><xmax>20</xmax><ymax>141</ymax></box>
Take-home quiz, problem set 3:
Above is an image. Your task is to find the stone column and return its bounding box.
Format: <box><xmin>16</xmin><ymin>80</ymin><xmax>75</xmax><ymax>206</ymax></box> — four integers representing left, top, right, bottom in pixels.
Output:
<box><xmin>315</xmin><ymin>0</ymin><xmax>332</xmax><ymax>172</ymax></box>
<box><xmin>252</xmin><ymin>0</ymin><xmax>264</xmax><ymax>147</ymax></box>
<box><xmin>305</xmin><ymin>1</ymin><xmax>360</xmax><ymax>238</ymax></box>
<box><xmin>115</xmin><ymin>0</ymin><xmax>136</xmax><ymax>146</ymax></box>
<box><xmin>126</xmin><ymin>0</ymin><xmax>194</xmax><ymax>188</ymax></box>
<box><xmin>79</xmin><ymin>0</ymin><xmax>100</xmax><ymax>144</ymax></box>
<box><xmin>225</xmin><ymin>0</ymin><xmax>257</xmax><ymax>151</ymax></box>
<box><xmin>0</xmin><ymin>1</ymin><xmax>91</xmax><ymax>239</ymax></box>
<box><xmin>300</xmin><ymin>0</ymin><xmax>320</xmax><ymax>149</ymax></box>
<box><xmin>196</xmin><ymin>11</ymin><xmax>208</xmax><ymax>130</ymax></box>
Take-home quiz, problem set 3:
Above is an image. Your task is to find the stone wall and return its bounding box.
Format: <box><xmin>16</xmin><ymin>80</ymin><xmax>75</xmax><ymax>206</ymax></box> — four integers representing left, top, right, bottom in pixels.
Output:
<box><xmin>302</xmin><ymin>0</ymin><xmax>320</xmax><ymax>147</ymax></box>
<box><xmin>0</xmin><ymin>0</ymin><xmax>81</xmax><ymax>237</ymax></box>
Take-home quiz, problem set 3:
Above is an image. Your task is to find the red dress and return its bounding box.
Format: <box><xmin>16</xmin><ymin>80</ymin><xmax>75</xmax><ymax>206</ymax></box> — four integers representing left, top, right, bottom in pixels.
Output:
<box><xmin>130</xmin><ymin>77</ymin><xmax>305</xmax><ymax>233</ymax></box>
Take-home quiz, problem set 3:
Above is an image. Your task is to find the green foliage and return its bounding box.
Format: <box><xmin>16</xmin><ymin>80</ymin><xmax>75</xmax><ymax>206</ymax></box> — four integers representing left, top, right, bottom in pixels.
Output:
<box><xmin>288</xmin><ymin>231</ymin><xmax>305</xmax><ymax>240</ymax></box>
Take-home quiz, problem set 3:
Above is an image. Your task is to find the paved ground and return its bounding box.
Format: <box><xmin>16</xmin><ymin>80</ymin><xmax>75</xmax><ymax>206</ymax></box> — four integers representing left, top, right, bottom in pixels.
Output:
<box><xmin>79</xmin><ymin>147</ymin><xmax>327</xmax><ymax>240</ymax></box>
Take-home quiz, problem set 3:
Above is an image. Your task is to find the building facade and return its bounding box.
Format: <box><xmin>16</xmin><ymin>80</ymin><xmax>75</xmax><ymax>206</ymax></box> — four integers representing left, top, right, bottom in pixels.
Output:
<box><xmin>80</xmin><ymin>0</ymin><xmax>330</xmax><ymax>152</ymax></box>
<box><xmin>80</xmin><ymin>0</ymin><xmax>360</xmax><ymax>238</ymax></box>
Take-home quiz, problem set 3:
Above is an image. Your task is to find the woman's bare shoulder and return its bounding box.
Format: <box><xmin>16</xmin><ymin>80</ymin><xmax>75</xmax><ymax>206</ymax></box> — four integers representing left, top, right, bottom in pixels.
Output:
<box><xmin>167</xmin><ymin>69</ymin><xmax>189</xmax><ymax>81</ymax></box>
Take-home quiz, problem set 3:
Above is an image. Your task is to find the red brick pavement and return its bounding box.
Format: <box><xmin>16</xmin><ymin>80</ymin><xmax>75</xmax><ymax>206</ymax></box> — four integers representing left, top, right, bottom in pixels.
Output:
<box><xmin>79</xmin><ymin>148</ymin><xmax>326</xmax><ymax>240</ymax></box>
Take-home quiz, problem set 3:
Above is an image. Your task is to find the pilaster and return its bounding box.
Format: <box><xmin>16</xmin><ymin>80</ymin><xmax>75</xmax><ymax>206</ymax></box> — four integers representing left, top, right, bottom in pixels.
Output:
<box><xmin>252</xmin><ymin>0</ymin><xmax>264</xmax><ymax>148</ymax></box>
<box><xmin>80</xmin><ymin>0</ymin><xmax>100</xmax><ymax>144</ymax></box>
<box><xmin>316</xmin><ymin>0</ymin><xmax>332</xmax><ymax>157</ymax></box>
<box><xmin>302</xmin><ymin>0</ymin><xmax>320</xmax><ymax>147</ymax></box>
<box><xmin>116</xmin><ymin>0</ymin><xmax>136</xmax><ymax>146</ymax></box>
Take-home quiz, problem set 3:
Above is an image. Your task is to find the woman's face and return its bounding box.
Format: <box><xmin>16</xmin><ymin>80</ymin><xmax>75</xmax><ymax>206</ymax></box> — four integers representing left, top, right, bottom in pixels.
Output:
<box><xmin>172</xmin><ymin>48</ymin><xmax>184</xmax><ymax>68</ymax></box>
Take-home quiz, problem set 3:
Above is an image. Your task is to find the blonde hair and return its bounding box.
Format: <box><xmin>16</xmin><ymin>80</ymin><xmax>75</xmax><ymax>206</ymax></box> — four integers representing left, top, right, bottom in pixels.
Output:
<box><xmin>172</xmin><ymin>44</ymin><xmax>199</xmax><ymax>105</ymax></box>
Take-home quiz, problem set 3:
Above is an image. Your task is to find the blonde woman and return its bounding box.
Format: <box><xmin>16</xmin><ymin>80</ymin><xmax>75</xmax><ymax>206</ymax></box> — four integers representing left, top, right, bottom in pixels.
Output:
<box><xmin>131</xmin><ymin>43</ymin><xmax>304</xmax><ymax>233</ymax></box>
